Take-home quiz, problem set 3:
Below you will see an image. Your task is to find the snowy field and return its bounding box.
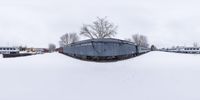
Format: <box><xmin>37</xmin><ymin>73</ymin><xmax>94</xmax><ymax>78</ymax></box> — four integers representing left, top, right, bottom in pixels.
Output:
<box><xmin>0</xmin><ymin>51</ymin><xmax>200</xmax><ymax>100</ymax></box>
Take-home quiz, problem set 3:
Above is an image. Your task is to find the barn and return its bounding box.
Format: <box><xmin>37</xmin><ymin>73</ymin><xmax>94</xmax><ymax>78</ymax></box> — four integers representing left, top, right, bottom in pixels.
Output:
<box><xmin>62</xmin><ymin>38</ymin><xmax>147</xmax><ymax>61</ymax></box>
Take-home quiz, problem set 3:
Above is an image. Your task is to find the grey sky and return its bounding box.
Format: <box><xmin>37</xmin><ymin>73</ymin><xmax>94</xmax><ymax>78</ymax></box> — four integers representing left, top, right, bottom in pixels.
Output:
<box><xmin>1</xmin><ymin>0</ymin><xmax>200</xmax><ymax>48</ymax></box>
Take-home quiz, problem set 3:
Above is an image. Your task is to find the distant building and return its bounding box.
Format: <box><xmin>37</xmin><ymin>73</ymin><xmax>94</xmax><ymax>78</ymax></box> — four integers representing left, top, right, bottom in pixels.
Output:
<box><xmin>180</xmin><ymin>47</ymin><xmax>200</xmax><ymax>54</ymax></box>
<box><xmin>0</xmin><ymin>47</ymin><xmax>19</xmax><ymax>54</ymax></box>
<box><xmin>167</xmin><ymin>46</ymin><xmax>200</xmax><ymax>54</ymax></box>
<box><xmin>26</xmin><ymin>48</ymin><xmax>48</xmax><ymax>54</ymax></box>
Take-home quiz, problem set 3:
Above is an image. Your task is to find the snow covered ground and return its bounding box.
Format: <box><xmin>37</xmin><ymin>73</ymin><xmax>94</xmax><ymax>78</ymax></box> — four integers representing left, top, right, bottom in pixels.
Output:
<box><xmin>0</xmin><ymin>51</ymin><xmax>200</xmax><ymax>100</ymax></box>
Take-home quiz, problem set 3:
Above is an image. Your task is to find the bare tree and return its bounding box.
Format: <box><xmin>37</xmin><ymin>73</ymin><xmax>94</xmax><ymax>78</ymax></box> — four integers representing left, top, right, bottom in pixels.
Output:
<box><xmin>59</xmin><ymin>33</ymin><xmax>79</xmax><ymax>47</ymax></box>
<box><xmin>80</xmin><ymin>17</ymin><xmax>118</xmax><ymax>39</ymax></box>
<box><xmin>151</xmin><ymin>45</ymin><xmax>157</xmax><ymax>51</ymax></box>
<box><xmin>131</xmin><ymin>34</ymin><xmax>149</xmax><ymax>48</ymax></box>
<box><xmin>49</xmin><ymin>44</ymin><xmax>56</xmax><ymax>52</ymax></box>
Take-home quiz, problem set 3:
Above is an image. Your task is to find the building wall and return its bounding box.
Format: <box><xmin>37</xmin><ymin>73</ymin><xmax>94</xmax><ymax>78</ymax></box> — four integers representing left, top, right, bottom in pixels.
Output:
<box><xmin>63</xmin><ymin>39</ymin><xmax>137</xmax><ymax>57</ymax></box>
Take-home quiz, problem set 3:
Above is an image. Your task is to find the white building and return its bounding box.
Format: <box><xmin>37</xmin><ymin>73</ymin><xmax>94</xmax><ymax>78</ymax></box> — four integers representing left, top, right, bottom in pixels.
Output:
<box><xmin>168</xmin><ymin>47</ymin><xmax>200</xmax><ymax>54</ymax></box>
<box><xmin>0</xmin><ymin>47</ymin><xmax>19</xmax><ymax>54</ymax></box>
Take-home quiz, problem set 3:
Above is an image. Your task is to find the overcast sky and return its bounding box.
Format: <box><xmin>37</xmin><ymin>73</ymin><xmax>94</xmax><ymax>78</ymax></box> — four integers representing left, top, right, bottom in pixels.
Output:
<box><xmin>1</xmin><ymin>0</ymin><xmax>200</xmax><ymax>48</ymax></box>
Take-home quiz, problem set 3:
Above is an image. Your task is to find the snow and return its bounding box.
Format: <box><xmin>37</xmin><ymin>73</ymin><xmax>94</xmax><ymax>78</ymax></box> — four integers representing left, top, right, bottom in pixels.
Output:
<box><xmin>0</xmin><ymin>51</ymin><xmax>200</xmax><ymax>100</ymax></box>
